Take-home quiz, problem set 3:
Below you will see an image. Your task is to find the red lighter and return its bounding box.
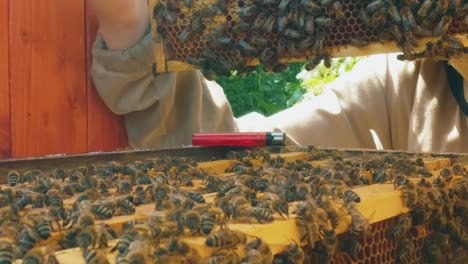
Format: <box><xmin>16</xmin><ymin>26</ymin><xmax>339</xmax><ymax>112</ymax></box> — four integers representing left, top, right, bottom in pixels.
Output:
<box><xmin>192</xmin><ymin>132</ymin><xmax>286</xmax><ymax>147</ymax></box>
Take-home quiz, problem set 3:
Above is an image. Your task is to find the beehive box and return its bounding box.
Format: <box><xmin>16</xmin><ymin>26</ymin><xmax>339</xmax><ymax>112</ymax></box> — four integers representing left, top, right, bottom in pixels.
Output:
<box><xmin>148</xmin><ymin>0</ymin><xmax>468</xmax><ymax>78</ymax></box>
<box><xmin>1</xmin><ymin>146</ymin><xmax>467</xmax><ymax>263</ymax></box>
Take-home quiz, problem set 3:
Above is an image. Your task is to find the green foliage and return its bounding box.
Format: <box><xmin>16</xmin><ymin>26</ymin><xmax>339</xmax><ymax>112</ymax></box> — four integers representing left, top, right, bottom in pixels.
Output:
<box><xmin>300</xmin><ymin>56</ymin><xmax>364</xmax><ymax>97</ymax></box>
<box><xmin>215</xmin><ymin>57</ymin><xmax>364</xmax><ymax>118</ymax></box>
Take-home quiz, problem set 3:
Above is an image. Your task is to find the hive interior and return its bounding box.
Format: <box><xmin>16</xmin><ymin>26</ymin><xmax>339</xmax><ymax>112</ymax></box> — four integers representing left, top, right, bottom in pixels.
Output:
<box><xmin>0</xmin><ymin>147</ymin><xmax>466</xmax><ymax>263</ymax></box>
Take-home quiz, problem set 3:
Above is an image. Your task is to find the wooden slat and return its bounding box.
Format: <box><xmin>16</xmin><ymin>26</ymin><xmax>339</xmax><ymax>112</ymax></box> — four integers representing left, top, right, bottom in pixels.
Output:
<box><xmin>9</xmin><ymin>0</ymin><xmax>88</xmax><ymax>158</ymax></box>
<box><xmin>85</xmin><ymin>6</ymin><xmax>128</xmax><ymax>153</ymax></box>
<box><xmin>148</xmin><ymin>0</ymin><xmax>167</xmax><ymax>73</ymax></box>
<box><xmin>0</xmin><ymin>0</ymin><xmax>11</xmax><ymax>159</ymax></box>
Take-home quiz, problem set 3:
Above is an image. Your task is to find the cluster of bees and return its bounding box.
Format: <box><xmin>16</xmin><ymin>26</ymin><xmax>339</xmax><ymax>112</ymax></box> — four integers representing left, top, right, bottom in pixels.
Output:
<box><xmin>153</xmin><ymin>0</ymin><xmax>467</xmax><ymax>80</ymax></box>
<box><xmin>0</xmin><ymin>147</ymin><xmax>466</xmax><ymax>263</ymax></box>
<box><xmin>359</xmin><ymin>0</ymin><xmax>467</xmax><ymax>61</ymax></box>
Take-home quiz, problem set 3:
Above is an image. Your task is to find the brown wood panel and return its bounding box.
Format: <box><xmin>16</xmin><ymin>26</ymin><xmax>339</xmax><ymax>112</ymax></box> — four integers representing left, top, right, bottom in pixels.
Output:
<box><xmin>85</xmin><ymin>8</ymin><xmax>128</xmax><ymax>153</ymax></box>
<box><xmin>0</xmin><ymin>0</ymin><xmax>11</xmax><ymax>159</ymax></box>
<box><xmin>9</xmin><ymin>0</ymin><xmax>88</xmax><ymax>158</ymax></box>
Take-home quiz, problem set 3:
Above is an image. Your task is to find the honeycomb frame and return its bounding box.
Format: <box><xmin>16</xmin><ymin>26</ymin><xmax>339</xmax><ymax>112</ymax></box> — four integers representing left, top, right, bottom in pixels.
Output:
<box><xmin>149</xmin><ymin>0</ymin><xmax>468</xmax><ymax>74</ymax></box>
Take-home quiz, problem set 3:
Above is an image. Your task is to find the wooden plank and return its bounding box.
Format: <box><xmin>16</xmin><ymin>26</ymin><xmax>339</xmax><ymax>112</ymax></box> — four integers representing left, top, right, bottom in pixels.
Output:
<box><xmin>148</xmin><ymin>0</ymin><xmax>167</xmax><ymax>73</ymax></box>
<box><xmin>9</xmin><ymin>0</ymin><xmax>88</xmax><ymax>158</ymax></box>
<box><xmin>0</xmin><ymin>0</ymin><xmax>11</xmax><ymax>159</ymax></box>
<box><xmin>85</xmin><ymin>6</ymin><xmax>128</xmax><ymax>153</ymax></box>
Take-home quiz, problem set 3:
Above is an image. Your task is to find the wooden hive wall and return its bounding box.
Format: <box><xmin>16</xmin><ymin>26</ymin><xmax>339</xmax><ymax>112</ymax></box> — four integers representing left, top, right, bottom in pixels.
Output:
<box><xmin>0</xmin><ymin>0</ymin><xmax>128</xmax><ymax>160</ymax></box>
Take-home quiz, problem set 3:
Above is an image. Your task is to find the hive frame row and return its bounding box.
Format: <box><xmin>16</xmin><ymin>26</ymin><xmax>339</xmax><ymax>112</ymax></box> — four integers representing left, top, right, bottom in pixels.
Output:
<box><xmin>11</xmin><ymin>151</ymin><xmax>464</xmax><ymax>264</ymax></box>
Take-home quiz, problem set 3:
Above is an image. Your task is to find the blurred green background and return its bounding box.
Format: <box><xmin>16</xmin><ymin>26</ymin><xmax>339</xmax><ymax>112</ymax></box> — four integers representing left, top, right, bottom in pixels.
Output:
<box><xmin>215</xmin><ymin>56</ymin><xmax>364</xmax><ymax>117</ymax></box>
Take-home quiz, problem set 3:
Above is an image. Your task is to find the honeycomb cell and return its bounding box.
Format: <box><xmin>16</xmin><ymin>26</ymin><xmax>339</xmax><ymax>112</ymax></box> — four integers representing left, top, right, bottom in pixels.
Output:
<box><xmin>372</xmin><ymin>244</ymin><xmax>378</xmax><ymax>255</ymax></box>
<box><xmin>179</xmin><ymin>13</ymin><xmax>185</xmax><ymax>20</ymax></box>
<box><xmin>338</xmin><ymin>26</ymin><xmax>346</xmax><ymax>33</ymax></box>
<box><xmin>364</xmin><ymin>246</ymin><xmax>371</xmax><ymax>258</ymax></box>
<box><xmin>366</xmin><ymin>234</ymin><xmax>373</xmax><ymax>245</ymax></box>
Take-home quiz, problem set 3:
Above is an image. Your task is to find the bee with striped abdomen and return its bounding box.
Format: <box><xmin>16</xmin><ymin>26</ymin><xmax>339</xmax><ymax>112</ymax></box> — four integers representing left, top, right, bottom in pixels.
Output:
<box><xmin>82</xmin><ymin>249</ymin><xmax>110</xmax><ymax>264</ymax></box>
<box><xmin>7</xmin><ymin>170</ymin><xmax>20</xmax><ymax>187</ymax></box>
<box><xmin>273</xmin><ymin>242</ymin><xmax>305</xmax><ymax>264</ymax></box>
<box><xmin>205</xmin><ymin>229</ymin><xmax>247</xmax><ymax>249</ymax></box>
<box><xmin>0</xmin><ymin>237</ymin><xmax>15</xmax><ymax>264</ymax></box>
<box><xmin>245</xmin><ymin>236</ymin><xmax>273</xmax><ymax>264</ymax></box>
<box><xmin>22</xmin><ymin>246</ymin><xmax>58</xmax><ymax>264</ymax></box>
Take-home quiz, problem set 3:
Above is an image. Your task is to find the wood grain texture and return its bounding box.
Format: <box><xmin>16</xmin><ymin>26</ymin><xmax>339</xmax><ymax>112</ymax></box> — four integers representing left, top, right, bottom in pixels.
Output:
<box><xmin>0</xmin><ymin>0</ymin><xmax>11</xmax><ymax>159</ymax></box>
<box><xmin>9</xmin><ymin>0</ymin><xmax>88</xmax><ymax>158</ymax></box>
<box><xmin>85</xmin><ymin>8</ymin><xmax>128</xmax><ymax>153</ymax></box>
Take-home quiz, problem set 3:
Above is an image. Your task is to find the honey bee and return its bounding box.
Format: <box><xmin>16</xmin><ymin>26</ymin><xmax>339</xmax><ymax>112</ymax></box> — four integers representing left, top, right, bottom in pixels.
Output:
<box><xmin>305</xmin><ymin>55</ymin><xmax>323</xmax><ymax>71</ymax></box>
<box><xmin>418</xmin><ymin>0</ymin><xmax>434</xmax><ymax>18</ymax></box>
<box><xmin>0</xmin><ymin>237</ymin><xmax>15</xmax><ymax>264</ymax></box>
<box><xmin>395</xmin><ymin>238</ymin><xmax>414</xmax><ymax>264</ymax></box>
<box><xmin>300</xmin><ymin>0</ymin><xmax>321</xmax><ymax>15</ymax></box>
<box><xmin>295</xmin><ymin>201</ymin><xmax>320</xmax><ymax>247</ymax></box>
<box><xmin>413</xmin><ymin>25</ymin><xmax>434</xmax><ymax>37</ymax></box>
<box><xmin>253</xmin><ymin>12</ymin><xmax>268</xmax><ymax>32</ymax></box>
<box><xmin>111</xmin><ymin>229</ymin><xmax>139</xmax><ymax>255</ymax></box>
<box><xmin>400</xmin><ymin>6</ymin><xmax>417</xmax><ymax>32</ymax></box>
<box><xmin>350</xmin><ymin>39</ymin><xmax>369</xmax><ymax>47</ymax></box>
<box><xmin>239</xmin><ymin>40</ymin><xmax>259</xmax><ymax>57</ymax></box>
<box><xmin>344</xmin><ymin>189</ymin><xmax>361</xmax><ymax>204</ymax></box>
<box><xmin>273</xmin><ymin>242</ymin><xmax>305</xmax><ymax>264</ymax></box>
<box><xmin>245</xmin><ymin>237</ymin><xmax>273</xmax><ymax>263</ymax></box>
<box><xmin>7</xmin><ymin>170</ymin><xmax>20</xmax><ymax>187</ymax></box>
<box><xmin>323</xmin><ymin>53</ymin><xmax>332</xmax><ymax>68</ymax></box>
<box><xmin>387</xmin><ymin>5</ymin><xmax>401</xmax><ymax>24</ymax></box>
<box><xmin>387</xmin><ymin>213</ymin><xmax>412</xmax><ymax>240</ymax></box>
<box><xmin>83</xmin><ymin>249</ymin><xmax>110</xmax><ymax>264</ymax></box>
<box><xmin>16</xmin><ymin>224</ymin><xmax>41</xmax><ymax>258</ymax></box>
<box><xmin>346</xmin><ymin>202</ymin><xmax>372</xmax><ymax>238</ymax></box>
<box><xmin>433</xmin><ymin>15</ymin><xmax>453</xmax><ymax>36</ymax></box>
<box><xmin>331</xmin><ymin>1</ymin><xmax>345</xmax><ymax>20</ymax></box>
<box><xmin>279</xmin><ymin>0</ymin><xmax>292</xmax><ymax>12</ymax></box>
<box><xmin>341</xmin><ymin>237</ymin><xmax>363</xmax><ymax>256</ymax></box>
<box><xmin>251</xmin><ymin>36</ymin><xmax>268</xmax><ymax>47</ymax></box>
<box><xmin>22</xmin><ymin>246</ymin><xmax>58</xmax><ymax>264</ymax></box>
<box><xmin>205</xmin><ymin>229</ymin><xmax>247</xmax><ymax>248</ymax></box>
<box><xmin>444</xmin><ymin>35</ymin><xmax>464</xmax><ymax>49</ymax></box>
<box><xmin>315</xmin><ymin>17</ymin><xmax>333</xmax><ymax>28</ymax></box>
<box><xmin>239</xmin><ymin>5</ymin><xmax>258</xmax><ymax>18</ymax></box>
<box><xmin>196</xmin><ymin>6</ymin><xmax>217</xmax><ymax>18</ymax></box>
<box><xmin>167</xmin><ymin>238</ymin><xmax>201</xmax><ymax>263</ymax></box>
<box><xmin>77</xmin><ymin>223</ymin><xmax>116</xmax><ymax>250</ymax></box>
<box><xmin>207</xmin><ymin>249</ymin><xmax>239</xmax><ymax>264</ymax></box>
<box><xmin>367</xmin><ymin>0</ymin><xmax>386</xmax><ymax>14</ymax></box>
